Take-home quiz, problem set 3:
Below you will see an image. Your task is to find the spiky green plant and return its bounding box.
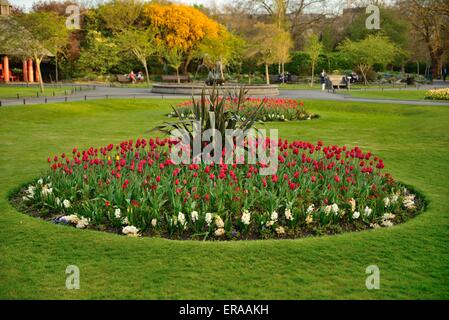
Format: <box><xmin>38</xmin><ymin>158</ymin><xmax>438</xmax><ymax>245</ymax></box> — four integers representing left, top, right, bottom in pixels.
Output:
<box><xmin>153</xmin><ymin>86</ymin><xmax>265</xmax><ymax>157</ymax></box>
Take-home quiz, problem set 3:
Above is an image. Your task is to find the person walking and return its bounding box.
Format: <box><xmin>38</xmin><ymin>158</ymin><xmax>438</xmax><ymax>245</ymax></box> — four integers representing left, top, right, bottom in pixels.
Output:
<box><xmin>320</xmin><ymin>70</ymin><xmax>327</xmax><ymax>91</ymax></box>
<box><xmin>443</xmin><ymin>65</ymin><xmax>448</xmax><ymax>82</ymax></box>
<box><xmin>128</xmin><ymin>71</ymin><xmax>136</xmax><ymax>84</ymax></box>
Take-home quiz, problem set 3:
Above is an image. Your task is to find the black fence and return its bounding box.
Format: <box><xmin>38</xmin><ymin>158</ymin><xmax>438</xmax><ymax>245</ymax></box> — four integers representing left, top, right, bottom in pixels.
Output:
<box><xmin>0</xmin><ymin>84</ymin><xmax>97</xmax><ymax>101</ymax></box>
<box><xmin>0</xmin><ymin>91</ymin><xmax>186</xmax><ymax>107</ymax></box>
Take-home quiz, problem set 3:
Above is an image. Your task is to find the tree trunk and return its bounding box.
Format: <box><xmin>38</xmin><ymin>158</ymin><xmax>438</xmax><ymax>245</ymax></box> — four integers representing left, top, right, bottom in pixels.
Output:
<box><xmin>176</xmin><ymin>68</ymin><xmax>180</xmax><ymax>84</ymax></box>
<box><xmin>143</xmin><ymin>60</ymin><xmax>151</xmax><ymax>88</ymax></box>
<box><xmin>55</xmin><ymin>53</ymin><xmax>59</xmax><ymax>83</ymax></box>
<box><xmin>282</xmin><ymin>63</ymin><xmax>285</xmax><ymax>83</ymax></box>
<box><xmin>265</xmin><ymin>64</ymin><xmax>270</xmax><ymax>85</ymax></box>
<box><xmin>310</xmin><ymin>63</ymin><xmax>315</xmax><ymax>87</ymax></box>
<box><xmin>417</xmin><ymin>61</ymin><xmax>419</xmax><ymax>75</ymax></box>
<box><xmin>35</xmin><ymin>57</ymin><xmax>44</xmax><ymax>93</ymax></box>
<box><xmin>219</xmin><ymin>61</ymin><xmax>224</xmax><ymax>80</ymax></box>
<box><xmin>183</xmin><ymin>53</ymin><xmax>193</xmax><ymax>75</ymax></box>
<box><xmin>360</xmin><ymin>66</ymin><xmax>368</xmax><ymax>86</ymax></box>
<box><xmin>428</xmin><ymin>44</ymin><xmax>444</xmax><ymax>79</ymax></box>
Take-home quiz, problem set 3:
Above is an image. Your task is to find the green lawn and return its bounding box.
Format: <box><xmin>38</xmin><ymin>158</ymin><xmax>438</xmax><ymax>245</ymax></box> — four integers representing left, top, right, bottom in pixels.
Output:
<box><xmin>0</xmin><ymin>85</ymin><xmax>84</xmax><ymax>99</ymax></box>
<box><xmin>0</xmin><ymin>98</ymin><xmax>448</xmax><ymax>299</ymax></box>
<box><xmin>342</xmin><ymin>89</ymin><xmax>427</xmax><ymax>101</ymax></box>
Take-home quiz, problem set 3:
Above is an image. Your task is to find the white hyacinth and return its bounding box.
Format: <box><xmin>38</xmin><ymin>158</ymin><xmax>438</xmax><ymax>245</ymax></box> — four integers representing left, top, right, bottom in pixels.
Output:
<box><xmin>241</xmin><ymin>209</ymin><xmax>251</xmax><ymax>225</ymax></box>
<box><xmin>266</xmin><ymin>220</ymin><xmax>275</xmax><ymax>227</ymax></box>
<box><xmin>37</xmin><ymin>178</ymin><xmax>44</xmax><ymax>185</ymax></box>
<box><xmin>214</xmin><ymin>228</ymin><xmax>225</xmax><ymax>237</ymax></box>
<box><xmin>215</xmin><ymin>215</ymin><xmax>224</xmax><ymax>228</ymax></box>
<box><xmin>391</xmin><ymin>194</ymin><xmax>399</xmax><ymax>204</ymax></box>
<box><xmin>275</xmin><ymin>226</ymin><xmax>285</xmax><ymax>235</ymax></box>
<box><xmin>381</xmin><ymin>220</ymin><xmax>394</xmax><ymax>228</ymax></box>
<box><xmin>63</xmin><ymin>199</ymin><xmax>71</xmax><ymax>209</ymax></box>
<box><xmin>305</xmin><ymin>214</ymin><xmax>313</xmax><ymax>224</ymax></box>
<box><xmin>364</xmin><ymin>206</ymin><xmax>372</xmax><ymax>217</ymax></box>
<box><xmin>306</xmin><ymin>204</ymin><xmax>315</xmax><ymax>214</ymax></box>
<box><xmin>331</xmin><ymin>203</ymin><xmax>339</xmax><ymax>215</ymax></box>
<box><xmin>122</xmin><ymin>217</ymin><xmax>129</xmax><ymax>225</ymax></box>
<box><xmin>271</xmin><ymin>211</ymin><xmax>278</xmax><ymax>222</ymax></box>
<box><xmin>284</xmin><ymin>208</ymin><xmax>293</xmax><ymax>221</ymax></box>
<box><xmin>178</xmin><ymin>212</ymin><xmax>186</xmax><ymax>226</ymax></box>
<box><xmin>25</xmin><ymin>185</ymin><xmax>36</xmax><ymax>199</ymax></box>
<box><xmin>352</xmin><ymin>211</ymin><xmax>360</xmax><ymax>219</ymax></box>
<box><xmin>348</xmin><ymin>198</ymin><xmax>356</xmax><ymax>212</ymax></box>
<box><xmin>56</xmin><ymin>197</ymin><xmax>61</xmax><ymax>207</ymax></box>
<box><xmin>41</xmin><ymin>185</ymin><xmax>53</xmax><ymax>196</ymax></box>
<box><xmin>114</xmin><ymin>208</ymin><xmax>121</xmax><ymax>219</ymax></box>
<box><xmin>383</xmin><ymin>197</ymin><xmax>390</xmax><ymax>207</ymax></box>
<box><xmin>324</xmin><ymin>205</ymin><xmax>332</xmax><ymax>215</ymax></box>
<box><xmin>151</xmin><ymin>218</ymin><xmax>157</xmax><ymax>227</ymax></box>
<box><xmin>76</xmin><ymin>217</ymin><xmax>90</xmax><ymax>229</ymax></box>
<box><xmin>205</xmin><ymin>212</ymin><xmax>213</xmax><ymax>226</ymax></box>
<box><xmin>382</xmin><ymin>213</ymin><xmax>396</xmax><ymax>220</ymax></box>
<box><xmin>60</xmin><ymin>214</ymin><xmax>80</xmax><ymax>224</ymax></box>
<box><xmin>403</xmin><ymin>194</ymin><xmax>416</xmax><ymax>210</ymax></box>
<box><xmin>122</xmin><ymin>225</ymin><xmax>140</xmax><ymax>237</ymax></box>
<box><xmin>191</xmin><ymin>211</ymin><xmax>199</xmax><ymax>223</ymax></box>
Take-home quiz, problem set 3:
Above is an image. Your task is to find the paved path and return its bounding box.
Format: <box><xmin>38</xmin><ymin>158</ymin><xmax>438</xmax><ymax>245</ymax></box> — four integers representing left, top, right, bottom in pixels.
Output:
<box><xmin>1</xmin><ymin>83</ymin><xmax>449</xmax><ymax>107</ymax></box>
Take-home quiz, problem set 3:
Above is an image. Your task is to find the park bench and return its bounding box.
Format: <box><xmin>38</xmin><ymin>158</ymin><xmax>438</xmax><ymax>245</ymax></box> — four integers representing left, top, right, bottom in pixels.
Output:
<box><xmin>117</xmin><ymin>75</ymin><xmax>131</xmax><ymax>83</ymax></box>
<box><xmin>162</xmin><ymin>75</ymin><xmax>190</xmax><ymax>83</ymax></box>
<box><xmin>328</xmin><ymin>75</ymin><xmax>349</xmax><ymax>89</ymax></box>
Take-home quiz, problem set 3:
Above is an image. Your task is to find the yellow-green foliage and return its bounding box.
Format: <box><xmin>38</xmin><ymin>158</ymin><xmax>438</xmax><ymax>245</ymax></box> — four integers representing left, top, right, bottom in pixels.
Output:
<box><xmin>425</xmin><ymin>88</ymin><xmax>449</xmax><ymax>100</ymax></box>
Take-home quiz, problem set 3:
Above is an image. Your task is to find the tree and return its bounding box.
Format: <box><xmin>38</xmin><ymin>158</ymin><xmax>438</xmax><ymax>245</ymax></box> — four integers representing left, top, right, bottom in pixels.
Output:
<box><xmin>31</xmin><ymin>1</ymin><xmax>87</xmax><ymax>81</ymax></box>
<box><xmin>143</xmin><ymin>3</ymin><xmax>222</xmax><ymax>73</ymax></box>
<box><xmin>400</xmin><ymin>0</ymin><xmax>448</xmax><ymax>78</ymax></box>
<box><xmin>304</xmin><ymin>33</ymin><xmax>323</xmax><ymax>87</ymax></box>
<box><xmin>243</xmin><ymin>0</ymin><xmax>327</xmax><ymax>46</ymax></box>
<box><xmin>15</xmin><ymin>12</ymin><xmax>68</xmax><ymax>92</ymax></box>
<box><xmin>194</xmin><ymin>27</ymin><xmax>245</xmax><ymax>80</ymax></box>
<box><xmin>338</xmin><ymin>35</ymin><xmax>398</xmax><ymax>85</ymax></box>
<box><xmin>96</xmin><ymin>0</ymin><xmax>144</xmax><ymax>34</ymax></box>
<box><xmin>246</xmin><ymin>23</ymin><xmax>280</xmax><ymax>84</ymax></box>
<box><xmin>0</xmin><ymin>17</ymin><xmax>25</xmax><ymax>56</ymax></box>
<box><xmin>162</xmin><ymin>46</ymin><xmax>184</xmax><ymax>84</ymax></box>
<box><xmin>272</xmin><ymin>29</ymin><xmax>294</xmax><ymax>82</ymax></box>
<box><xmin>77</xmin><ymin>31</ymin><xmax>120</xmax><ymax>77</ymax></box>
<box><xmin>116</xmin><ymin>28</ymin><xmax>158</xmax><ymax>88</ymax></box>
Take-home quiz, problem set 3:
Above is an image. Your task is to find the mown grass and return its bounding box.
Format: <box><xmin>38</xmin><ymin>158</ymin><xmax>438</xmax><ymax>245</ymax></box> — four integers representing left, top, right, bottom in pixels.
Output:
<box><xmin>0</xmin><ymin>85</ymin><xmax>82</xmax><ymax>99</ymax></box>
<box><xmin>0</xmin><ymin>98</ymin><xmax>448</xmax><ymax>299</ymax></box>
<box><xmin>342</xmin><ymin>89</ymin><xmax>427</xmax><ymax>101</ymax></box>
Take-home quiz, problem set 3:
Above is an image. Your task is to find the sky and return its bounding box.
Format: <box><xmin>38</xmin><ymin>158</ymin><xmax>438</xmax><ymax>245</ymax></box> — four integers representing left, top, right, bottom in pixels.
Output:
<box><xmin>9</xmin><ymin>0</ymin><xmax>223</xmax><ymax>10</ymax></box>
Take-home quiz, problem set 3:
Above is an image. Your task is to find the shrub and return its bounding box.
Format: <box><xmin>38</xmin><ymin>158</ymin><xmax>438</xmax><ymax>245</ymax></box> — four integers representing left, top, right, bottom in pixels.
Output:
<box><xmin>425</xmin><ymin>88</ymin><xmax>449</xmax><ymax>100</ymax></box>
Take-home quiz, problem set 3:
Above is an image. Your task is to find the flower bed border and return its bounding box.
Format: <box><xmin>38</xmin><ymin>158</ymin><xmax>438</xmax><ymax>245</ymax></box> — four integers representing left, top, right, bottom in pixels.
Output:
<box><xmin>9</xmin><ymin>181</ymin><xmax>427</xmax><ymax>241</ymax></box>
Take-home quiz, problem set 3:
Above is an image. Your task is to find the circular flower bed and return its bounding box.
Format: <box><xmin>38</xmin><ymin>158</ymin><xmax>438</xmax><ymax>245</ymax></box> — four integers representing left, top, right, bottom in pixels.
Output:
<box><xmin>14</xmin><ymin>138</ymin><xmax>424</xmax><ymax>240</ymax></box>
<box><xmin>173</xmin><ymin>98</ymin><xmax>318</xmax><ymax>122</ymax></box>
